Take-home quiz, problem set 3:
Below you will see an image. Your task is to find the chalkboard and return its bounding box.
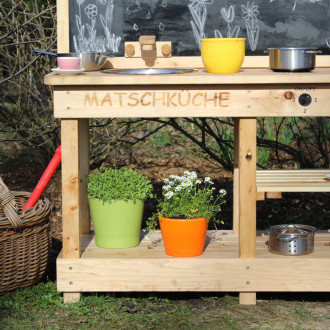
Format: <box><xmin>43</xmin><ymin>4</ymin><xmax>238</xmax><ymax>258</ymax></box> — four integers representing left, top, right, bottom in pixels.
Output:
<box><xmin>69</xmin><ymin>0</ymin><xmax>330</xmax><ymax>56</ymax></box>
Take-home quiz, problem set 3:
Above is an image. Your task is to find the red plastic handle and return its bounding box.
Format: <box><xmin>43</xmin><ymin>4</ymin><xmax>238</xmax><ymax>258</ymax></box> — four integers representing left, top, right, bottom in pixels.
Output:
<box><xmin>23</xmin><ymin>145</ymin><xmax>61</xmax><ymax>210</ymax></box>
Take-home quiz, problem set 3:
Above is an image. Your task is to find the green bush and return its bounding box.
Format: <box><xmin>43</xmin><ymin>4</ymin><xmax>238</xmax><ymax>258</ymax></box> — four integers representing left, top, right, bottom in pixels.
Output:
<box><xmin>87</xmin><ymin>167</ymin><xmax>153</xmax><ymax>203</ymax></box>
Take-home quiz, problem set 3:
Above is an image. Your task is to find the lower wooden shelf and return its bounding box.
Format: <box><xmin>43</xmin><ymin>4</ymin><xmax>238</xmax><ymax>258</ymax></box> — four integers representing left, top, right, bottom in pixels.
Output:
<box><xmin>57</xmin><ymin>230</ymin><xmax>330</xmax><ymax>293</ymax></box>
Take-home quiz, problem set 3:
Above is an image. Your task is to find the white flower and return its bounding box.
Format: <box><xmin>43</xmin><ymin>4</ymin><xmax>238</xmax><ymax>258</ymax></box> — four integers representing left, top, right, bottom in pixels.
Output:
<box><xmin>204</xmin><ymin>177</ymin><xmax>211</xmax><ymax>182</ymax></box>
<box><xmin>162</xmin><ymin>185</ymin><xmax>171</xmax><ymax>191</ymax></box>
<box><xmin>175</xmin><ymin>186</ymin><xmax>182</xmax><ymax>191</ymax></box>
<box><xmin>170</xmin><ymin>174</ymin><xmax>181</xmax><ymax>181</ymax></box>
<box><xmin>219</xmin><ymin>189</ymin><xmax>227</xmax><ymax>196</ymax></box>
<box><xmin>182</xmin><ymin>180</ymin><xmax>192</xmax><ymax>187</ymax></box>
<box><xmin>164</xmin><ymin>191</ymin><xmax>174</xmax><ymax>199</ymax></box>
<box><xmin>196</xmin><ymin>179</ymin><xmax>202</xmax><ymax>184</ymax></box>
<box><xmin>163</xmin><ymin>178</ymin><xmax>169</xmax><ymax>183</ymax></box>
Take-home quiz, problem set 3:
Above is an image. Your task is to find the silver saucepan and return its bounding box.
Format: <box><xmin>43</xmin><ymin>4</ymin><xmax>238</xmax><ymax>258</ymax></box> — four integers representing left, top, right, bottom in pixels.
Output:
<box><xmin>265</xmin><ymin>47</ymin><xmax>322</xmax><ymax>72</ymax></box>
<box><xmin>268</xmin><ymin>224</ymin><xmax>316</xmax><ymax>256</ymax></box>
<box><xmin>34</xmin><ymin>50</ymin><xmax>109</xmax><ymax>71</ymax></box>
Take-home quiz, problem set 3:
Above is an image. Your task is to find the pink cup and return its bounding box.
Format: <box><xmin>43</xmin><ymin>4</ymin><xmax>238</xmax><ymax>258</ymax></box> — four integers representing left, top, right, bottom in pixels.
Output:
<box><xmin>57</xmin><ymin>57</ymin><xmax>80</xmax><ymax>70</ymax></box>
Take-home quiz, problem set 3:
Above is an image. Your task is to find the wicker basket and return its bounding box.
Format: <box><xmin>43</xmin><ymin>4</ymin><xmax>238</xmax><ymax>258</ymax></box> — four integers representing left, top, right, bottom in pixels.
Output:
<box><xmin>0</xmin><ymin>177</ymin><xmax>52</xmax><ymax>293</ymax></box>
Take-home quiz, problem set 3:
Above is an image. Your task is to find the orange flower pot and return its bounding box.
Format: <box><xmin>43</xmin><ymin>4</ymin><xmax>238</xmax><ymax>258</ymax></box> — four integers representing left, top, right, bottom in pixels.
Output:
<box><xmin>159</xmin><ymin>217</ymin><xmax>208</xmax><ymax>257</ymax></box>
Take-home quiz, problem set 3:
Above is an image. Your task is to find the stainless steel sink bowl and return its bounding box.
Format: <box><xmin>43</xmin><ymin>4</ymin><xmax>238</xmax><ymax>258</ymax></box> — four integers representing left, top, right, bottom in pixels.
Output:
<box><xmin>101</xmin><ymin>68</ymin><xmax>196</xmax><ymax>75</ymax></box>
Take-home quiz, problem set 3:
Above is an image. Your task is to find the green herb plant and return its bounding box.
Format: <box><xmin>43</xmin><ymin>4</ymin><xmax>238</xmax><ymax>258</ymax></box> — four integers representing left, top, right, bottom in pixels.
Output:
<box><xmin>87</xmin><ymin>167</ymin><xmax>153</xmax><ymax>204</ymax></box>
<box><xmin>147</xmin><ymin>171</ymin><xmax>226</xmax><ymax>230</ymax></box>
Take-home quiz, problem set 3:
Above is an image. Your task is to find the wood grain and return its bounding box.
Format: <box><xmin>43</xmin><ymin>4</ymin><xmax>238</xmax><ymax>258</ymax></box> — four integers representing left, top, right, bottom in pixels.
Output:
<box><xmin>61</xmin><ymin>119</ymin><xmax>81</xmax><ymax>258</ymax></box>
<box><xmin>57</xmin><ymin>233</ymin><xmax>330</xmax><ymax>292</ymax></box>
<box><xmin>52</xmin><ymin>85</ymin><xmax>330</xmax><ymax>118</ymax></box>
<box><xmin>56</xmin><ymin>0</ymin><xmax>69</xmax><ymax>53</ymax></box>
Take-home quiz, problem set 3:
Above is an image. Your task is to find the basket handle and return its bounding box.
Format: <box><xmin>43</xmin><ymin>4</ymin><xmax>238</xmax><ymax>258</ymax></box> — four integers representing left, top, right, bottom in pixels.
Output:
<box><xmin>0</xmin><ymin>177</ymin><xmax>24</xmax><ymax>230</ymax></box>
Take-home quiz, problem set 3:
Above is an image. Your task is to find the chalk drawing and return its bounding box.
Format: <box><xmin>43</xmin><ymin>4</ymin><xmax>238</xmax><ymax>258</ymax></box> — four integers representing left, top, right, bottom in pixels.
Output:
<box><xmin>133</xmin><ymin>23</ymin><xmax>139</xmax><ymax>31</ymax></box>
<box><xmin>215</xmin><ymin>5</ymin><xmax>240</xmax><ymax>38</ymax></box>
<box><xmin>188</xmin><ymin>0</ymin><xmax>214</xmax><ymax>49</ymax></box>
<box><xmin>73</xmin><ymin>0</ymin><xmax>121</xmax><ymax>53</ymax></box>
<box><xmin>146</xmin><ymin>10</ymin><xmax>151</xmax><ymax>19</ymax></box>
<box><xmin>241</xmin><ymin>2</ymin><xmax>259</xmax><ymax>51</ymax></box>
<box><xmin>270</xmin><ymin>0</ymin><xmax>322</xmax><ymax>11</ymax></box>
<box><xmin>159</xmin><ymin>22</ymin><xmax>165</xmax><ymax>31</ymax></box>
<box><xmin>161</xmin><ymin>0</ymin><xmax>168</xmax><ymax>8</ymax></box>
<box><xmin>326</xmin><ymin>37</ymin><xmax>330</xmax><ymax>48</ymax></box>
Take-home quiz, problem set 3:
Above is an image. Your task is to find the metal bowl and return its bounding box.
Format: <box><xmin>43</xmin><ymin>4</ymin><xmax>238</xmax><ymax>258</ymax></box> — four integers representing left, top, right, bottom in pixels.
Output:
<box><xmin>57</xmin><ymin>52</ymin><xmax>109</xmax><ymax>71</ymax></box>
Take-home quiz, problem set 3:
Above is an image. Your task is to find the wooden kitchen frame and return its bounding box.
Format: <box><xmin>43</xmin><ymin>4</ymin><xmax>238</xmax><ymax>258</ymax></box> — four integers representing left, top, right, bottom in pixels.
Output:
<box><xmin>48</xmin><ymin>1</ymin><xmax>330</xmax><ymax>305</ymax></box>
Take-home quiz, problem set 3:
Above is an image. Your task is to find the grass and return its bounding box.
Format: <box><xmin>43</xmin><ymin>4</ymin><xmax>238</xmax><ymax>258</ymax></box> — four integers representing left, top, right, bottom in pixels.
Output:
<box><xmin>1</xmin><ymin>281</ymin><xmax>330</xmax><ymax>329</ymax></box>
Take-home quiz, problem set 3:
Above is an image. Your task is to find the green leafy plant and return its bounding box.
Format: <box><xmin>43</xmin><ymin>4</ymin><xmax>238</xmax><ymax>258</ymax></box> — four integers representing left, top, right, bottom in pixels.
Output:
<box><xmin>147</xmin><ymin>171</ymin><xmax>226</xmax><ymax>230</ymax></box>
<box><xmin>87</xmin><ymin>167</ymin><xmax>153</xmax><ymax>203</ymax></box>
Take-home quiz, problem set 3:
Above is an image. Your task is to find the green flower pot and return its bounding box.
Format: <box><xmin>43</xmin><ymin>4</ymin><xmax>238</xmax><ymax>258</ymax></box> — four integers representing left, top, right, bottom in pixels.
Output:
<box><xmin>88</xmin><ymin>198</ymin><xmax>144</xmax><ymax>248</ymax></box>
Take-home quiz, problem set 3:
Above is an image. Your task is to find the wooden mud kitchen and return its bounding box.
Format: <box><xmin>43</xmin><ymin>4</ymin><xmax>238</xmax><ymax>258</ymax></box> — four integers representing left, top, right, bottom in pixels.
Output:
<box><xmin>46</xmin><ymin>0</ymin><xmax>330</xmax><ymax>305</ymax></box>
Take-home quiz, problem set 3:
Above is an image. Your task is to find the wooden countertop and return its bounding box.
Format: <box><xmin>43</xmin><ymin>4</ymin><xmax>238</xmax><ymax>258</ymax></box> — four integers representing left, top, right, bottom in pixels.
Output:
<box><xmin>45</xmin><ymin>68</ymin><xmax>330</xmax><ymax>86</ymax></box>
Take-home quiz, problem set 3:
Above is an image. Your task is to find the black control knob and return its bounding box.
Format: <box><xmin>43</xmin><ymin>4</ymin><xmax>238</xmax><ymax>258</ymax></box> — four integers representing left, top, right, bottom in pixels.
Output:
<box><xmin>298</xmin><ymin>93</ymin><xmax>312</xmax><ymax>106</ymax></box>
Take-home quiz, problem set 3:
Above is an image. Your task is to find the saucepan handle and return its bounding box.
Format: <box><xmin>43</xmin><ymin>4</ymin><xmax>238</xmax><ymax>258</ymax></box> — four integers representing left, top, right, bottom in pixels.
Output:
<box><xmin>34</xmin><ymin>50</ymin><xmax>57</xmax><ymax>56</ymax></box>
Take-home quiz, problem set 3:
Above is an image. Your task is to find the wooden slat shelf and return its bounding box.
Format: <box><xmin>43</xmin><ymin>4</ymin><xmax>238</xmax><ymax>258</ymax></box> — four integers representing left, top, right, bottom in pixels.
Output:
<box><xmin>256</xmin><ymin>169</ymin><xmax>330</xmax><ymax>193</ymax></box>
<box><xmin>57</xmin><ymin>231</ymin><xmax>330</xmax><ymax>293</ymax></box>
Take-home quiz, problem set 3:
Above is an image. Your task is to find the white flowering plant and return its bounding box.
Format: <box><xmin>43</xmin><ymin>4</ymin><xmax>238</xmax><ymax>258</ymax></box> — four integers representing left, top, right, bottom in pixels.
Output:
<box><xmin>147</xmin><ymin>171</ymin><xmax>226</xmax><ymax>230</ymax></box>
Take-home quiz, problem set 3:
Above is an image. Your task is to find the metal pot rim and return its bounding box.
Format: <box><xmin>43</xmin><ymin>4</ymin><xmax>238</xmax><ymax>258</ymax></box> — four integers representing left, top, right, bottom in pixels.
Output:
<box><xmin>267</xmin><ymin>47</ymin><xmax>318</xmax><ymax>51</ymax></box>
<box><xmin>268</xmin><ymin>224</ymin><xmax>316</xmax><ymax>237</ymax></box>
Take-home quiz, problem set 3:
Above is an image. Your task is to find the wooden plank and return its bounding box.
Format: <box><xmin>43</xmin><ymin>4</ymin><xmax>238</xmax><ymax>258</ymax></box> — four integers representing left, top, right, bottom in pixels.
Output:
<box><xmin>257</xmin><ymin>184</ymin><xmax>330</xmax><ymax>193</ymax></box>
<box><xmin>61</xmin><ymin>119</ymin><xmax>85</xmax><ymax>304</ymax></box>
<box><xmin>238</xmin><ymin>118</ymin><xmax>257</xmax><ymax>304</ymax></box>
<box><xmin>56</xmin><ymin>0</ymin><xmax>69</xmax><ymax>53</ymax></box>
<box><xmin>61</xmin><ymin>119</ymin><xmax>81</xmax><ymax>258</ymax></box>
<box><xmin>52</xmin><ymin>86</ymin><xmax>330</xmax><ymax>118</ymax></box>
<box><xmin>257</xmin><ymin>169</ymin><xmax>330</xmax><ymax>175</ymax></box>
<box><xmin>257</xmin><ymin>175</ymin><xmax>329</xmax><ymax>180</ymax></box>
<box><xmin>239</xmin><ymin>118</ymin><xmax>257</xmax><ymax>259</ymax></box>
<box><xmin>57</xmin><ymin>233</ymin><xmax>330</xmax><ymax>293</ymax></box>
<box><xmin>45</xmin><ymin>68</ymin><xmax>330</xmax><ymax>86</ymax></box>
<box><xmin>240</xmin><ymin>293</ymin><xmax>257</xmax><ymax>305</ymax></box>
<box><xmin>266</xmin><ymin>192</ymin><xmax>282</xmax><ymax>199</ymax></box>
<box><xmin>256</xmin><ymin>192</ymin><xmax>265</xmax><ymax>201</ymax></box>
<box><xmin>233</xmin><ymin>118</ymin><xmax>239</xmax><ymax>235</ymax></box>
<box><xmin>78</xmin><ymin>119</ymin><xmax>90</xmax><ymax>234</ymax></box>
<box><xmin>57</xmin><ymin>255</ymin><xmax>330</xmax><ymax>292</ymax></box>
<box><xmin>63</xmin><ymin>292</ymin><xmax>81</xmax><ymax>304</ymax></box>
<box><xmin>256</xmin><ymin>169</ymin><xmax>330</xmax><ymax>193</ymax></box>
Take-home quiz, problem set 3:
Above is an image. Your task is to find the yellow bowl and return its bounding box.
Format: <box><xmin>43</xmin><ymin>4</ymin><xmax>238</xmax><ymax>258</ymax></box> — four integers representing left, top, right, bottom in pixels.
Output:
<box><xmin>201</xmin><ymin>38</ymin><xmax>246</xmax><ymax>73</ymax></box>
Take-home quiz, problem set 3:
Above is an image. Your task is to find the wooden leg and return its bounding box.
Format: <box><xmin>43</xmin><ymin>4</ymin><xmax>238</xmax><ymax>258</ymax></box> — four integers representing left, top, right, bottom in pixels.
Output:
<box><xmin>240</xmin><ymin>292</ymin><xmax>257</xmax><ymax>305</ymax></box>
<box><xmin>63</xmin><ymin>292</ymin><xmax>81</xmax><ymax>304</ymax></box>
<box><xmin>60</xmin><ymin>119</ymin><xmax>89</xmax><ymax>303</ymax></box>
<box><xmin>233</xmin><ymin>118</ymin><xmax>240</xmax><ymax>235</ymax></box>
<box><xmin>238</xmin><ymin>118</ymin><xmax>257</xmax><ymax>305</ymax></box>
<box><xmin>78</xmin><ymin>119</ymin><xmax>90</xmax><ymax>234</ymax></box>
